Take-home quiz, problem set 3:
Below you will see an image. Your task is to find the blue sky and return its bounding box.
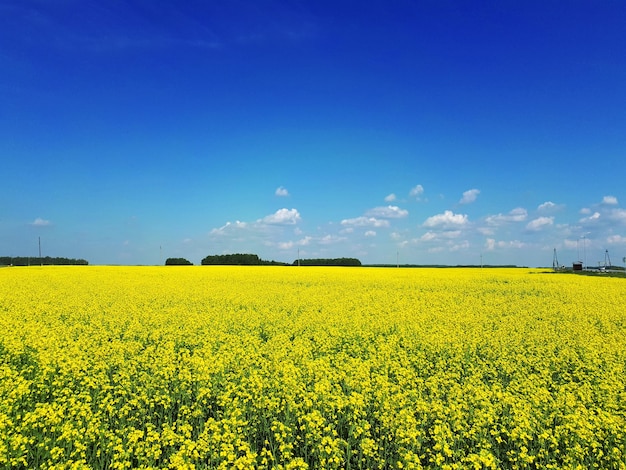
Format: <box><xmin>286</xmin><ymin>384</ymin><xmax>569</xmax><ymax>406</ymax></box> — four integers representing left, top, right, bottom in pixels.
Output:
<box><xmin>2</xmin><ymin>1</ymin><xmax>625</xmax><ymax>266</ymax></box>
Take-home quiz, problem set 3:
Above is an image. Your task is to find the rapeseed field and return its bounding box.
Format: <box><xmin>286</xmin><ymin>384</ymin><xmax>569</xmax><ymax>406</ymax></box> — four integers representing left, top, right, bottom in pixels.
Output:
<box><xmin>0</xmin><ymin>266</ymin><xmax>624</xmax><ymax>469</ymax></box>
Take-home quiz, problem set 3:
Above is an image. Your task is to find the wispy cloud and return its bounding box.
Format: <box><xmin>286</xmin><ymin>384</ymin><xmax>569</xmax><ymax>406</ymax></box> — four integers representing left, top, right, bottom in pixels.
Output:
<box><xmin>485</xmin><ymin>208</ymin><xmax>527</xmax><ymax>225</ymax></box>
<box><xmin>277</xmin><ymin>236</ymin><xmax>312</xmax><ymax>250</ymax></box>
<box><xmin>341</xmin><ymin>217</ymin><xmax>389</xmax><ymax>228</ymax></box>
<box><xmin>30</xmin><ymin>217</ymin><xmax>51</xmax><ymax>227</ymax></box>
<box><xmin>485</xmin><ymin>238</ymin><xmax>526</xmax><ymax>251</ymax></box>
<box><xmin>526</xmin><ymin>216</ymin><xmax>554</xmax><ymax>231</ymax></box>
<box><xmin>459</xmin><ymin>189</ymin><xmax>480</xmax><ymax>204</ymax></box>
<box><xmin>579</xmin><ymin>212</ymin><xmax>600</xmax><ymax>224</ymax></box>
<box><xmin>602</xmin><ymin>195</ymin><xmax>618</xmax><ymax>205</ymax></box>
<box><xmin>537</xmin><ymin>201</ymin><xmax>562</xmax><ymax>212</ymax></box>
<box><xmin>365</xmin><ymin>205</ymin><xmax>408</xmax><ymax>219</ymax></box>
<box><xmin>409</xmin><ymin>184</ymin><xmax>424</xmax><ymax>198</ymax></box>
<box><xmin>607</xmin><ymin>235</ymin><xmax>626</xmax><ymax>244</ymax></box>
<box><xmin>210</xmin><ymin>220</ymin><xmax>248</xmax><ymax>235</ymax></box>
<box><xmin>384</xmin><ymin>193</ymin><xmax>396</xmax><ymax>202</ymax></box>
<box><xmin>275</xmin><ymin>186</ymin><xmax>289</xmax><ymax>197</ymax></box>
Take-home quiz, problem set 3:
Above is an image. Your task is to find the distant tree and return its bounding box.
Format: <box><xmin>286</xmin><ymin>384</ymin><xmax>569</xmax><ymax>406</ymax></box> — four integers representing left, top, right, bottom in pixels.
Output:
<box><xmin>201</xmin><ymin>253</ymin><xmax>262</xmax><ymax>265</ymax></box>
<box><xmin>165</xmin><ymin>258</ymin><xmax>193</xmax><ymax>266</ymax></box>
<box><xmin>293</xmin><ymin>258</ymin><xmax>361</xmax><ymax>266</ymax></box>
<box><xmin>201</xmin><ymin>253</ymin><xmax>289</xmax><ymax>266</ymax></box>
<box><xmin>0</xmin><ymin>256</ymin><xmax>88</xmax><ymax>266</ymax></box>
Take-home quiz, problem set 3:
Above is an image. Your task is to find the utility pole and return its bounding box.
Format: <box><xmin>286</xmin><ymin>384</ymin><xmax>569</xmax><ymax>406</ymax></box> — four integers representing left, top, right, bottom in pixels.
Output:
<box><xmin>38</xmin><ymin>236</ymin><xmax>42</xmax><ymax>266</ymax></box>
<box><xmin>553</xmin><ymin>248</ymin><xmax>559</xmax><ymax>271</ymax></box>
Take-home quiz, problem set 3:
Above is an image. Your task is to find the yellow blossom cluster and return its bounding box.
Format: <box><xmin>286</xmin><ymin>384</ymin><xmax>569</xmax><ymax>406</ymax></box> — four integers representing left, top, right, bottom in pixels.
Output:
<box><xmin>0</xmin><ymin>266</ymin><xmax>624</xmax><ymax>469</ymax></box>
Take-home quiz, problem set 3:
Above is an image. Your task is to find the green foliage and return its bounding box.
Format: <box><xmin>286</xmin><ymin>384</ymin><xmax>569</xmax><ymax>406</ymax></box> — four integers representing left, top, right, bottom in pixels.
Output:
<box><xmin>201</xmin><ymin>253</ymin><xmax>262</xmax><ymax>265</ymax></box>
<box><xmin>293</xmin><ymin>258</ymin><xmax>362</xmax><ymax>266</ymax></box>
<box><xmin>0</xmin><ymin>256</ymin><xmax>88</xmax><ymax>266</ymax></box>
<box><xmin>201</xmin><ymin>254</ymin><xmax>288</xmax><ymax>266</ymax></box>
<box><xmin>165</xmin><ymin>258</ymin><xmax>193</xmax><ymax>266</ymax></box>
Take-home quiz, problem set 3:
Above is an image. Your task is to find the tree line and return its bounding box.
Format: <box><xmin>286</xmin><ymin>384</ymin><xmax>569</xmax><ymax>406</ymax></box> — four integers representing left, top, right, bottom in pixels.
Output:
<box><xmin>0</xmin><ymin>256</ymin><xmax>89</xmax><ymax>266</ymax></box>
<box><xmin>165</xmin><ymin>258</ymin><xmax>193</xmax><ymax>265</ymax></box>
<box><xmin>200</xmin><ymin>253</ymin><xmax>287</xmax><ymax>265</ymax></box>
<box><xmin>293</xmin><ymin>257</ymin><xmax>362</xmax><ymax>266</ymax></box>
<box><xmin>195</xmin><ymin>253</ymin><xmax>363</xmax><ymax>266</ymax></box>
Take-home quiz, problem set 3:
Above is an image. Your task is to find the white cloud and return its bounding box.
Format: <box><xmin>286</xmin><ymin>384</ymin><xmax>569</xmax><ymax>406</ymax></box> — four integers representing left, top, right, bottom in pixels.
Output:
<box><xmin>341</xmin><ymin>217</ymin><xmax>390</xmax><ymax>228</ymax></box>
<box><xmin>365</xmin><ymin>205</ymin><xmax>408</xmax><ymax>219</ymax></box>
<box><xmin>602</xmin><ymin>195</ymin><xmax>618</xmax><ymax>205</ymax></box>
<box><xmin>364</xmin><ymin>230</ymin><xmax>376</xmax><ymax>237</ymax></box>
<box><xmin>422</xmin><ymin>230</ymin><xmax>462</xmax><ymax>241</ymax></box>
<box><xmin>607</xmin><ymin>235</ymin><xmax>626</xmax><ymax>244</ymax></box>
<box><xmin>526</xmin><ymin>216</ymin><xmax>554</xmax><ymax>231</ymax></box>
<box><xmin>278</xmin><ymin>236</ymin><xmax>312</xmax><ymax>250</ymax></box>
<box><xmin>259</xmin><ymin>208</ymin><xmax>301</xmax><ymax>225</ymax></box>
<box><xmin>486</xmin><ymin>238</ymin><xmax>526</xmax><ymax>250</ymax></box>
<box><xmin>421</xmin><ymin>232</ymin><xmax>437</xmax><ymax>241</ymax></box>
<box><xmin>537</xmin><ymin>201</ymin><xmax>564</xmax><ymax>212</ymax></box>
<box><xmin>319</xmin><ymin>234</ymin><xmax>346</xmax><ymax>245</ymax></box>
<box><xmin>609</xmin><ymin>209</ymin><xmax>626</xmax><ymax>223</ymax></box>
<box><xmin>579</xmin><ymin>212</ymin><xmax>600</xmax><ymax>223</ymax></box>
<box><xmin>409</xmin><ymin>184</ymin><xmax>424</xmax><ymax>197</ymax></box>
<box><xmin>538</xmin><ymin>201</ymin><xmax>556</xmax><ymax>211</ymax></box>
<box><xmin>449</xmin><ymin>240</ymin><xmax>470</xmax><ymax>252</ymax></box>
<box><xmin>459</xmin><ymin>188</ymin><xmax>480</xmax><ymax>204</ymax></box>
<box><xmin>30</xmin><ymin>217</ymin><xmax>51</xmax><ymax>227</ymax></box>
<box><xmin>486</xmin><ymin>208</ymin><xmax>528</xmax><ymax>225</ymax></box>
<box><xmin>384</xmin><ymin>193</ymin><xmax>396</xmax><ymax>202</ymax></box>
<box><xmin>210</xmin><ymin>220</ymin><xmax>248</xmax><ymax>234</ymax></box>
<box><xmin>275</xmin><ymin>186</ymin><xmax>289</xmax><ymax>197</ymax></box>
<box><xmin>423</xmin><ymin>210</ymin><xmax>469</xmax><ymax>229</ymax></box>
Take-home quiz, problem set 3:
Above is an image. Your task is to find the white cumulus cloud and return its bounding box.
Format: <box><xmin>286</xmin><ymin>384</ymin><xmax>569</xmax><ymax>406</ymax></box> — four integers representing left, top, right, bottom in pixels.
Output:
<box><xmin>364</xmin><ymin>230</ymin><xmax>376</xmax><ymax>237</ymax></box>
<box><xmin>579</xmin><ymin>212</ymin><xmax>601</xmax><ymax>223</ymax></box>
<box><xmin>459</xmin><ymin>188</ymin><xmax>480</xmax><ymax>204</ymax></box>
<box><xmin>423</xmin><ymin>210</ymin><xmax>468</xmax><ymax>229</ymax></box>
<box><xmin>260</xmin><ymin>208</ymin><xmax>301</xmax><ymax>225</ymax></box>
<box><xmin>278</xmin><ymin>236</ymin><xmax>312</xmax><ymax>250</ymax></box>
<box><xmin>526</xmin><ymin>216</ymin><xmax>554</xmax><ymax>231</ymax></box>
<box><xmin>210</xmin><ymin>220</ymin><xmax>248</xmax><ymax>234</ymax></box>
<box><xmin>365</xmin><ymin>205</ymin><xmax>408</xmax><ymax>218</ymax></box>
<box><xmin>340</xmin><ymin>217</ymin><xmax>390</xmax><ymax>228</ymax></box>
<box><xmin>486</xmin><ymin>208</ymin><xmax>528</xmax><ymax>225</ymax></box>
<box><xmin>602</xmin><ymin>195</ymin><xmax>618</xmax><ymax>205</ymax></box>
<box><xmin>384</xmin><ymin>193</ymin><xmax>396</xmax><ymax>202</ymax></box>
<box><xmin>537</xmin><ymin>201</ymin><xmax>564</xmax><ymax>212</ymax></box>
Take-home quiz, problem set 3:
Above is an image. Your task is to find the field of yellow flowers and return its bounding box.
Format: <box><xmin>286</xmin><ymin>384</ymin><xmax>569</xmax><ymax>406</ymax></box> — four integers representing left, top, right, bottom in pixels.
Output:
<box><xmin>0</xmin><ymin>266</ymin><xmax>625</xmax><ymax>469</ymax></box>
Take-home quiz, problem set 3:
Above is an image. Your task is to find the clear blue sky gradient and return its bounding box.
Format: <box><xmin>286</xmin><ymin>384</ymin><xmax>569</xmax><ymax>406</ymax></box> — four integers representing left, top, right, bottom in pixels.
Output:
<box><xmin>2</xmin><ymin>1</ymin><xmax>625</xmax><ymax>266</ymax></box>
